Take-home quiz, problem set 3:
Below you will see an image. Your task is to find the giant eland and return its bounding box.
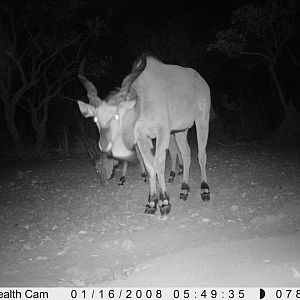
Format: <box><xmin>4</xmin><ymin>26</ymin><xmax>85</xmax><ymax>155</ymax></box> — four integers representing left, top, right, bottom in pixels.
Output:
<box><xmin>77</xmin><ymin>54</ymin><xmax>211</xmax><ymax>215</ymax></box>
<box><xmin>114</xmin><ymin>134</ymin><xmax>183</xmax><ymax>185</ymax></box>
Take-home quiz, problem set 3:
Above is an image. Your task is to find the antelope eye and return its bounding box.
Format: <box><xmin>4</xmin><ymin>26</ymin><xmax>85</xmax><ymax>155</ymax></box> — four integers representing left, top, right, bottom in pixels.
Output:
<box><xmin>114</xmin><ymin>113</ymin><xmax>120</xmax><ymax>120</ymax></box>
<box><xmin>93</xmin><ymin>117</ymin><xmax>98</xmax><ymax>123</ymax></box>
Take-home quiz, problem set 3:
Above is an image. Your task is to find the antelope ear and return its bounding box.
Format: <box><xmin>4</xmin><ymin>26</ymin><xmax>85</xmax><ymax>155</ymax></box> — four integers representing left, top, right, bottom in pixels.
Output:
<box><xmin>77</xmin><ymin>100</ymin><xmax>95</xmax><ymax>118</ymax></box>
<box><xmin>119</xmin><ymin>100</ymin><xmax>136</xmax><ymax>111</ymax></box>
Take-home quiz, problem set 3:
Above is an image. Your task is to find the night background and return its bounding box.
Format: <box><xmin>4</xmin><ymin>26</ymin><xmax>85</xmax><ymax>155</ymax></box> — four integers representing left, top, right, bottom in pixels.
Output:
<box><xmin>1</xmin><ymin>0</ymin><xmax>300</xmax><ymax>288</ymax></box>
<box><xmin>1</xmin><ymin>0</ymin><xmax>299</xmax><ymax>158</ymax></box>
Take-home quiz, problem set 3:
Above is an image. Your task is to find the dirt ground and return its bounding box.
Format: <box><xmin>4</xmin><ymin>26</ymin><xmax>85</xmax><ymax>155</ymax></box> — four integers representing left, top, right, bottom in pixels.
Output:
<box><xmin>0</xmin><ymin>141</ymin><xmax>299</xmax><ymax>287</ymax></box>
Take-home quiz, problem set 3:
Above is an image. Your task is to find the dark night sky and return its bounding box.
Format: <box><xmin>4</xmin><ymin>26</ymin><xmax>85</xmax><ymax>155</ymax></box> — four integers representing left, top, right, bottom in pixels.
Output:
<box><xmin>1</xmin><ymin>0</ymin><xmax>299</xmax><ymax>152</ymax></box>
<box><xmin>99</xmin><ymin>0</ymin><xmax>234</xmax><ymax>37</ymax></box>
<box><xmin>70</xmin><ymin>0</ymin><xmax>236</xmax><ymax>88</ymax></box>
<box><xmin>101</xmin><ymin>0</ymin><xmax>233</xmax><ymax>19</ymax></box>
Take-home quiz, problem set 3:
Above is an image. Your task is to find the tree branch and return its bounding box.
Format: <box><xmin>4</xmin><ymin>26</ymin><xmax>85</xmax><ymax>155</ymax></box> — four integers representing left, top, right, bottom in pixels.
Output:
<box><xmin>36</xmin><ymin>68</ymin><xmax>76</xmax><ymax>112</ymax></box>
<box><xmin>58</xmin><ymin>93</ymin><xmax>79</xmax><ymax>102</ymax></box>
<box><xmin>20</xmin><ymin>26</ymin><xmax>44</xmax><ymax>61</ymax></box>
<box><xmin>284</xmin><ymin>45</ymin><xmax>300</xmax><ymax>66</ymax></box>
<box><xmin>5</xmin><ymin>50</ymin><xmax>28</xmax><ymax>85</ymax></box>
<box><xmin>11</xmin><ymin>78</ymin><xmax>39</xmax><ymax>107</ymax></box>
<box><xmin>8</xmin><ymin>10</ymin><xmax>17</xmax><ymax>51</ymax></box>
<box><xmin>240</xmin><ymin>51</ymin><xmax>270</xmax><ymax>60</ymax></box>
<box><xmin>33</xmin><ymin>37</ymin><xmax>78</xmax><ymax>78</ymax></box>
<box><xmin>18</xmin><ymin>96</ymin><xmax>32</xmax><ymax>113</ymax></box>
<box><xmin>0</xmin><ymin>81</ymin><xmax>9</xmax><ymax>104</ymax></box>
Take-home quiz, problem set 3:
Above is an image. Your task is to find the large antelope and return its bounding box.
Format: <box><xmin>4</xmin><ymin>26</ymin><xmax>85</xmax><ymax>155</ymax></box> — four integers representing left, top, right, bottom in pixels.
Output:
<box><xmin>95</xmin><ymin>137</ymin><xmax>182</xmax><ymax>185</ymax></box>
<box><xmin>77</xmin><ymin>54</ymin><xmax>211</xmax><ymax>215</ymax></box>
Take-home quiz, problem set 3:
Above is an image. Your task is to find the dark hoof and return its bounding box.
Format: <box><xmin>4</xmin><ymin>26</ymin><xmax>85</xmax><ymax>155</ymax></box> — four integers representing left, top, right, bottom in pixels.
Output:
<box><xmin>158</xmin><ymin>193</ymin><xmax>171</xmax><ymax>215</ymax></box>
<box><xmin>160</xmin><ymin>203</ymin><xmax>171</xmax><ymax>215</ymax></box>
<box><xmin>201</xmin><ymin>191</ymin><xmax>210</xmax><ymax>201</ymax></box>
<box><xmin>180</xmin><ymin>190</ymin><xmax>189</xmax><ymax>201</ymax></box>
<box><xmin>145</xmin><ymin>194</ymin><xmax>158</xmax><ymax>214</ymax></box>
<box><xmin>145</xmin><ymin>203</ymin><xmax>157</xmax><ymax>214</ymax></box>
<box><xmin>178</xmin><ymin>164</ymin><xmax>183</xmax><ymax>175</ymax></box>
<box><xmin>168</xmin><ymin>177</ymin><xmax>174</xmax><ymax>183</ymax></box>
<box><xmin>141</xmin><ymin>172</ymin><xmax>148</xmax><ymax>183</ymax></box>
<box><xmin>168</xmin><ymin>171</ymin><xmax>175</xmax><ymax>183</ymax></box>
<box><xmin>118</xmin><ymin>176</ymin><xmax>126</xmax><ymax>185</ymax></box>
<box><xmin>201</xmin><ymin>182</ymin><xmax>210</xmax><ymax>201</ymax></box>
<box><xmin>180</xmin><ymin>182</ymin><xmax>190</xmax><ymax>201</ymax></box>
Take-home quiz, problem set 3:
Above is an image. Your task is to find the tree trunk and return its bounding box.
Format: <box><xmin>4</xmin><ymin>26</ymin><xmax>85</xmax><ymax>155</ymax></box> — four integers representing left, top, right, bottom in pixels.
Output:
<box><xmin>7</xmin><ymin>121</ymin><xmax>25</xmax><ymax>155</ymax></box>
<box><xmin>268</xmin><ymin>63</ymin><xmax>300</xmax><ymax>144</ymax></box>
<box><xmin>33</xmin><ymin>126</ymin><xmax>46</xmax><ymax>155</ymax></box>
<box><xmin>268</xmin><ymin>62</ymin><xmax>288</xmax><ymax>116</ymax></box>
<box><xmin>31</xmin><ymin>111</ymin><xmax>46</xmax><ymax>155</ymax></box>
<box><xmin>277</xmin><ymin>102</ymin><xmax>300</xmax><ymax>144</ymax></box>
<box><xmin>4</xmin><ymin>105</ymin><xmax>25</xmax><ymax>155</ymax></box>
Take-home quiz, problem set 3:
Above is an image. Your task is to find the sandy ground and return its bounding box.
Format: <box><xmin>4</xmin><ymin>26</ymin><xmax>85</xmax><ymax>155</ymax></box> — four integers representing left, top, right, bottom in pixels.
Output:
<box><xmin>0</xmin><ymin>141</ymin><xmax>299</xmax><ymax>287</ymax></box>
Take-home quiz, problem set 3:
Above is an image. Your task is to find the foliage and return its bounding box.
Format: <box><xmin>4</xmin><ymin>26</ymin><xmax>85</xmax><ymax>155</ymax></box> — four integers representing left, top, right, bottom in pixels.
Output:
<box><xmin>209</xmin><ymin>0</ymin><xmax>299</xmax><ymax>128</ymax></box>
<box><xmin>210</xmin><ymin>0</ymin><xmax>298</xmax><ymax>60</ymax></box>
<box><xmin>0</xmin><ymin>1</ymin><xmax>111</xmax><ymax>156</ymax></box>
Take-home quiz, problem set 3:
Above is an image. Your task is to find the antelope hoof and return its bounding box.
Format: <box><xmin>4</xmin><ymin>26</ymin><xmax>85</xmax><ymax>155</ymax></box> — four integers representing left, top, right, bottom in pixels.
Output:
<box><xmin>168</xmin><ymin>171</ymin><xmax>176</xmax><ymax>183</ymax></box>
<box><xmin>160</xmin><ymin>203</ymin><xmax>171</xmax><ymax>215</ymax></box>
<box><xmin>201</xmin><ymin>182</ymin><xmax>210</xmax><ymax>201</ymax></box>
<box><xmin>180</xmin><ymin>190</ymin><xmax>189</xmax><ymax>201</ymax></box>
<box><xmin>201</xmin><ymin>191</ymin><xmax>210</xmax><ymax>201</ymax></box>
<box><xmin>141</xmin><ymin>172</ymin><xmax>148</xmax><ymax>183</ymax></box>
<box><xmin>168</xmin><ymin>177</ymin><xmax>174</xmax><ymax>183</ymax></box>
<box><xmin>178</xmin><ymin>164</ymin><xmax>183</xmax><ymax>175</ymax></box>
<box><xmin>180</xmin><ymin>182</ymin><xmax>190</xmax><ymax>201</ymax></box>
<box><xmin>118</xmin><ymin>176</ymin><xmax>126</xmax><ymax>185</ymax></box>
<box><xmin>145</xmin><ymin>195</ymin><xmax>158</xmax><ymax>214</ymax></box>
<box><xmin>158</xmin><ymin>193</ymin><xmax>171</xmax><ymax>215</ymax></box>
<box><xmin>168</xmin><ymin>171</ymin><xmax>175</xmax><ymax>183</ymax></box>
<box><xmin>145</xmin><ymin>202</ymin><xmax>157</xmax><ymax>214</ymax></box>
